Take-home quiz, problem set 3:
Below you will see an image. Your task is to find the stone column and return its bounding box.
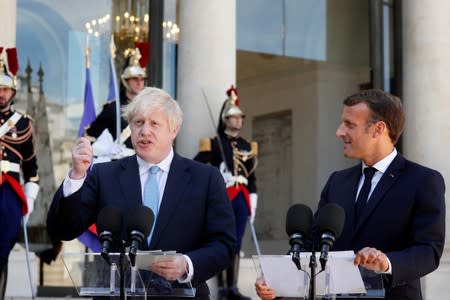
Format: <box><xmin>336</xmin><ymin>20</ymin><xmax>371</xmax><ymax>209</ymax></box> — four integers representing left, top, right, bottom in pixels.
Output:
<box><xmin>0</xmin><ymin>0</ymin><xmax>16</xmax><ymax>47</ymax></box>
<box><xmin>403</xmin><ymin>1</ymin><xmax>450</xmax><ymax>298</ymax></box>
<box><xmin>176</xmin><ymin>0</ymin><xmax>236</xmax><ymax>158</ymax></box>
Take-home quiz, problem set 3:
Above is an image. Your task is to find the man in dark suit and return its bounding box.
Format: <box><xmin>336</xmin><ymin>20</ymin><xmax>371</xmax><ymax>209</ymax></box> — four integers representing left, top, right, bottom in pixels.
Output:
<box><xmin>47</xmin><ymin>87</ymin><xmax>236</xmax><ymax>299</ymax></box>
<box><xmin>256</xmin><ymin>89</ymin><xmax>445</xmax><ymax>300</ymax></box>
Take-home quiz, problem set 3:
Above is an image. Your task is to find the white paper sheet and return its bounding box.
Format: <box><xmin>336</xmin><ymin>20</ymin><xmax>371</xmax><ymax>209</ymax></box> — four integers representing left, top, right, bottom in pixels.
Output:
<box><xmin>134</xmin><ymin>250</ymin><xmax>180</xmax><ymax>271</ymax></box>
<box><xmin>256</xmin><ymin>251</ymin><xmax>366</xmax><ymax>297</ymax></box>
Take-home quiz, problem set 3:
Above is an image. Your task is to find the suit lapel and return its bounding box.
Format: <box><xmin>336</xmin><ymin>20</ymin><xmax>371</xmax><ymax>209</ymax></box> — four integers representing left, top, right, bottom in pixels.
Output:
<box><xmin>118</xmin><ymin>155</ymin><xmax>142</xmax><ymax>208</ymax></box>
<box><xmin>149</xmin><ymin>154</ymin><xmax>191</xmax><ymax>249</ymax></box>
<box><xmin>354</xmin><ymin>154</ymin><xmax>405</xmax><ymax>233</ymax></box>
<box><xmin>339</xmin><ymin>166</ymin><xmax>362</xmax><ymax>232</ymax></box>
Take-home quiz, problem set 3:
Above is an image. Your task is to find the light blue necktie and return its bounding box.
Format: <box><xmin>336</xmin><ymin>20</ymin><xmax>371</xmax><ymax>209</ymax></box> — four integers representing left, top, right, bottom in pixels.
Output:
<box><xmin>143</xmin><ymin>166</ymin><xmax>160</xmax><ymax>245</ymax></box>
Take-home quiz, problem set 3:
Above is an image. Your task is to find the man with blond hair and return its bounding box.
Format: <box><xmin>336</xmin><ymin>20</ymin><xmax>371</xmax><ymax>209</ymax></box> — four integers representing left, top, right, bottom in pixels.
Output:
<box><xmin>48</xmin><ymin>87</ymin><xmax>236</xmax><ymax>299</ymax></box>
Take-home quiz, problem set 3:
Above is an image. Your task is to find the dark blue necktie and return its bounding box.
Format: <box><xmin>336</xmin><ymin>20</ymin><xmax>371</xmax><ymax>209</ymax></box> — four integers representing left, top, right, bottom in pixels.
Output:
<box><xmin>355</xmin><ymin>167</ymin><xmax>376</xmax><ymax>222</ymax></box>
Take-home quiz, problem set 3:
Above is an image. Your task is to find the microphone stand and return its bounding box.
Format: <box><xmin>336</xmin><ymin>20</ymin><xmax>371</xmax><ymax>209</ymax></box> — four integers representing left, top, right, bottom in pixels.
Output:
<box><xmin>119</xmin><ymin>241</ymin><xmax>126</xmax><ymax>300</ymax></box>
<box><xmin>309</xmin><ymin>249</ymin><xmax>317</xmax><ymax>300</ymax></box>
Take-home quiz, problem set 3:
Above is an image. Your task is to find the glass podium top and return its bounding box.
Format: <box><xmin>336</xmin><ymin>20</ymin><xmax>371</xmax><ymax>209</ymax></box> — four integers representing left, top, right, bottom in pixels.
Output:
<box><xmin>61</xmin><ymin>251</ymin><xmax>196</xmax><ymax>298</ymax></box>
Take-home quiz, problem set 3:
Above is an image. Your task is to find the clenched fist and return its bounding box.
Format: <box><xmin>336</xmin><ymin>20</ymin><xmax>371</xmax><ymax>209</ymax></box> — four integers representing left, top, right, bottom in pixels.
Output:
<box><xmin>70</xmin><ymin>137</ymin><xmax>93</xmax><ymax>179</ymax></box>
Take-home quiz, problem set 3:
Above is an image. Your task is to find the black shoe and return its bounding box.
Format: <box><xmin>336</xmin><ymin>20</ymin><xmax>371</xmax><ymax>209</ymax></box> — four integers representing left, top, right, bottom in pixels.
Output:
<box><xmin>227</xmin><ymin>286</ymin><xmax>251</xmax><ymax>300</ymax></box>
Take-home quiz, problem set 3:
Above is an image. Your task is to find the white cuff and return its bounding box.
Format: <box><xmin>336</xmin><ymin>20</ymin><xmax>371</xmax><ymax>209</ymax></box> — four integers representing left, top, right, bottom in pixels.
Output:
<box><xmin>62</xmin><ymin>169</ymin><xmax>86</xmax><ymax>197</ymax></box>
<box><xmin>178</xmin><ymin>255</ymin><xmax>194</xmax><ymax>283</ymax></box>
<box><xmin>382</xmin><ymin>256</ymin><xmax>392</xmax><ymax>275</ymax></box>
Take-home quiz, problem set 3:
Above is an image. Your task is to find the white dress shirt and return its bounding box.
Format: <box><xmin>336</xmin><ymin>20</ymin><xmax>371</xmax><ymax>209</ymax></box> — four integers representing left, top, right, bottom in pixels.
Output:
<box><xmin>62</xmin><ymin>147</ymin><xmax>194</xmax><ymax>282</ymax></box>
<box><xmin>356</xmin><ymin>148</ymin><xmax>398</xmax><ymax>201</ymax></box>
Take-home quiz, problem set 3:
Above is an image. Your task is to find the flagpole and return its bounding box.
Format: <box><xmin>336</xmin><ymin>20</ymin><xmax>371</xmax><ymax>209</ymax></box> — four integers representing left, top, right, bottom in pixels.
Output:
<box><xmin>77</xmin><ymin>35</ymin><xmax>96</xmax><ymax>137</ymax></box>
<box><xmin>110</xmin><ymin>36</ymin><xmax>121</xmax><ymax>144</ymax></box>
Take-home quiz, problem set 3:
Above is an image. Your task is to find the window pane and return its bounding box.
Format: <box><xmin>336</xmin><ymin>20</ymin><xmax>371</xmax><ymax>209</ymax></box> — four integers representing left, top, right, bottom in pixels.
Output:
<box><xmin>237</xmin><ymin>0</ymin><xmax>283</xmax><ymax>55</ymax></box>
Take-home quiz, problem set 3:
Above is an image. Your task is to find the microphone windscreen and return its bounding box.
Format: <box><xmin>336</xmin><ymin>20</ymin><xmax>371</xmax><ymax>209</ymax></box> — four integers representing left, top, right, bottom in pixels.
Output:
<box><xmin>126</xmin><ymin>206</ymin><xmax>155</xmax><ymax>236</ymax></box>
<box><xmin>286</xmin><ymin>204</ymin><xmax>313</xmax><ymax>237</ymax></box>
<box><xmin>97</xmin><ymin>206</ymin><xmax>123</xmax><ymax>235</ymax></box>
<box><xmin>316</xmin><ymin>203</ymin><xmax>345</xmax><ymax>238</ymax></box>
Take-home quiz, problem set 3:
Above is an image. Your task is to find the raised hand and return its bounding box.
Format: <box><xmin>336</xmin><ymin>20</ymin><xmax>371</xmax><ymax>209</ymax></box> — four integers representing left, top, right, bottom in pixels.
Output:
<box><xmin>70</xmin><ymin>137</ymin><xmax>93</xmax><ymax>179</ymax></box>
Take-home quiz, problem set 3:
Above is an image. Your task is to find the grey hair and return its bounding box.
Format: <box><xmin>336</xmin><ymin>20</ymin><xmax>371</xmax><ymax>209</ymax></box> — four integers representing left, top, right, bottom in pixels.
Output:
<box><xmin>122</xmin><ymin>87</ymin><xmax>183</xmax><ymax>132</ymax></box>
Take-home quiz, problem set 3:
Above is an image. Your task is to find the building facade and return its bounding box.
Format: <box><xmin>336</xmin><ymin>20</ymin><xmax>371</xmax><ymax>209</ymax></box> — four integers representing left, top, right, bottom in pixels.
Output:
<box><xmin>1</xmin><ymin>0</ymin><xmax>450</xmax><ymax>298</ymax></box>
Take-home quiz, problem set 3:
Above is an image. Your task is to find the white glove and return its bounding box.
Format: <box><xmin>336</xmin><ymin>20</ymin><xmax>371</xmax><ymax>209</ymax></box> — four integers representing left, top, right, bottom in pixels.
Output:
<box><xmin>111</xmin><ymin>145</ymin><xmax>135</xmax><ymax>160</ymax></box>
<box><xmin>250</xmin><ymin>193</ymin><xmax>258</xmax><ymax>224</ymax></box>
<box><xmin>219</xmin><ymin>162</ymin><xmax>234</xmax><ymax>187</ymax></box>
<box><xmin>24</xmin><ymin>182</ymin><xmax>40</xmax><ymax>224</ymax></box>
<box><xmin>92</xmin><ymin>129</ymin><xmax>122</xmax><ymax>157</ymax></box>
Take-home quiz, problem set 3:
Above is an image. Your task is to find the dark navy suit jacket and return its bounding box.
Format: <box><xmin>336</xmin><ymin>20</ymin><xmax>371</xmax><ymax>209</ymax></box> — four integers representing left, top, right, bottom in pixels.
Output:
<box><xmin>318</xmin><ymin>153</ymin><xmax>445</xmax><ymax>300</ymax></box>
<box><xmin>47</xmin><ymin>153</ymin><xmax>236</xmax><ymax>298</ymax></box>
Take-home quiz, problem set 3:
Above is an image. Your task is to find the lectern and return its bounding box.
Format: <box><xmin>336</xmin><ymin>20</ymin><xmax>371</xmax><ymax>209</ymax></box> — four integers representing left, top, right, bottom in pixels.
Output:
<box><xmin>61</xmin><ymin>252</ymin><xmax>196</xmax><ymax>298</ymax></box>
<box><xmin>253</xmin><ymin>251</ymin><xmax>384</xmax><ymax>299</ymax></box>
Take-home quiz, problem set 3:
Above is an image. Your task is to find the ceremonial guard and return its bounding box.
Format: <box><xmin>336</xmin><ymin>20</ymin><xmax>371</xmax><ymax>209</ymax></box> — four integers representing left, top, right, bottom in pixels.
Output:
<box><xmin>84</xmin><ymin>47</ymin><xmax>146</xmax><ymax>149</ymax></box>
<box><xmin>0</xmin><ymin>47</ymin><xmax>39</xmax><ymax>298</ymax></box>
<box><xmin>194</xmin><ymin>86</ymin><xmax>258</xmax><ymax>300</ymax></box>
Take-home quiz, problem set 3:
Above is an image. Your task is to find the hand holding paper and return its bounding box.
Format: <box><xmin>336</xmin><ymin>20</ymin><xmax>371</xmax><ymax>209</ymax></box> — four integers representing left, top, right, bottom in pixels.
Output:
<box><xmin>354</xmin><ymin>247</ymin><xmax>389</xmax><ymax>273</ymax></box>
<box><xmin>151</xmin><ymin>255</ymin><xmax>188</xmax><ymax>281</ymax></box>
<box><xmin>255</xmin><ymin>277</ymin><xmax>276</xmax><ymax>300</ymax></box>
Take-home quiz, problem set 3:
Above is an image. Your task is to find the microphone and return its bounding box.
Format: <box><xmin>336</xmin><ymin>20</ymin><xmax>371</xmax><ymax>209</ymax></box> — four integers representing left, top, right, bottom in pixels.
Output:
<box><xmin>285</xmin><ymin>204</ymin><xmax>313</xmax><ymax>270</ymax></box>
<box><xmin>316</xmin><ymin>203</ymin><xmax>345</xmax><ymax>271</ymax></box>
<box><xmin>96</xmin><ymin>206</ymin><xmax>123</xmax><ymax>265</ymax></box>
<box><xmin>127</xmin><ymin>206</ymin><xmax>154</xmax><ymax>267</ymax></box>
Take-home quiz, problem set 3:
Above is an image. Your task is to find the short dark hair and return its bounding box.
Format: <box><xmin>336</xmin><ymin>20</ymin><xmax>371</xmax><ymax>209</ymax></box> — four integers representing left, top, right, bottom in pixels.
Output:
<box><xmin>343</xmin><ymin>89</ymin><xmax>405</xmax><ymax>144</ymax></box>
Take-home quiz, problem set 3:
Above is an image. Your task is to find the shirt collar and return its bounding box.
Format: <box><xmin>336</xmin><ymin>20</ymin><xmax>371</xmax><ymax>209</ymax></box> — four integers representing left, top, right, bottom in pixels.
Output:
<box><xmin>137</xmin><ymin>147</ymin><xmax>174</xmax><ymax>176</ymax></box>
<box><xmin>362</xmin><ymin>148</ymin><xmax>397</xmax><ymax>174</ymax></box>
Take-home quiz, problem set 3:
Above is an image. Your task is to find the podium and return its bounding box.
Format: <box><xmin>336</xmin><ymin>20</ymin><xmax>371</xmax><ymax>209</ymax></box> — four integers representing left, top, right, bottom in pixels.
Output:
<box><xmin>253</xmin><ymin>251</ymin><xmax>384</xmax><ymax>299</ymax></box>
<box><xmin>61</xmin><ymin>252</ymin><xmax>196</xmax><ymax>297</ymax></box>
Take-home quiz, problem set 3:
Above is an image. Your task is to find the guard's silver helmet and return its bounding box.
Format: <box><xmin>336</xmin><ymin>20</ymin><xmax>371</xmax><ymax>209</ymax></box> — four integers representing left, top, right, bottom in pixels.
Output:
<box><xmin>0</xmin><ymin>47</ymin><xmax>17</xmax><ymax>90</ymax></box>
<box><xmin>221</xmin><ymin>85</ymin><xmax>245</xmax><ymax>123</ymax></box>
<box><xmin>121</xmin><ymin>48</ymin><xmax>147</xmax><ymax>91</ymax></box>
<box><xmin>0</xmin><ymin>67</ymin><xmax>15</xmax><ymax>90</ymax></box>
